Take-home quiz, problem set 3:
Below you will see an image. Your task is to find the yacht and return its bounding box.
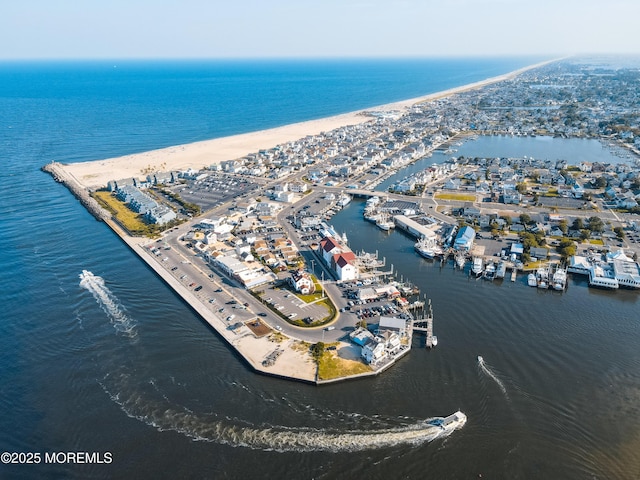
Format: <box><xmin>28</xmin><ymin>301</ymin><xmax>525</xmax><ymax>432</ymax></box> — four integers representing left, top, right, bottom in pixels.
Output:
<box><xmin>483</xmin><ymin>262</ymin><xmax>496</xmax><ymax>280</ymax></box>
<box><xmin>471</xmin><ymin>257</ymin><xmax>483</xmax><ymax>276</ymax></box>
<box><xmin>552</xmin><ymin>267</ymin><xmax>567</xmax><ymax>291</ymax></box>
<box><xmin>336</xmin><ymin>193</ymin><xmax>351</xmax><ymax>208</ymax></box>
<box><xmin>536</xmin><ymin>266</ymin><xmax>549</xmax><ymax>289</ymax></box>
<box><xmin>527</xmin><ymin>273</ymin><xmax>537</xmax><ymax>287</ymax></box>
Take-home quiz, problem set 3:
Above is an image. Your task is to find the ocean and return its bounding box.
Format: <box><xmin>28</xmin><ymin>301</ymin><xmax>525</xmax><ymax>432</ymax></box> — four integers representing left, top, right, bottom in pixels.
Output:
<box><xmin>1</xmin><ymin>57</ymin><xmax>639</xmax><ymax>479</ymax></box>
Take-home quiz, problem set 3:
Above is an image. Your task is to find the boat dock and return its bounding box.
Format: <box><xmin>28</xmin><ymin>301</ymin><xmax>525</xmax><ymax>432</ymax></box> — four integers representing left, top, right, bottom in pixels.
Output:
<box><xmin>410</xmin><ymin>297</ymin><xmax>436</xmax><ymax>348</ymax></box>
<box><xmin>511</xmin><ymin>266</ymin><xmax>517</xmax><ymax>282</ymax></box>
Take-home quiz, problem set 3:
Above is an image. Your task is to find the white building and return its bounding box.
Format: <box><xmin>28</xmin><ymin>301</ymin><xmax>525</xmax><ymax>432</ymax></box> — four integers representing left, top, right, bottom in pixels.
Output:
<box><xmin>289</xmin><ymin>271</ymin><xmax>315</xmax><ymax>294</ymax></box>
<box><xmin>361</xmin><ymin>338</ymin><xmax>387</xmax><ymax>365</ymax></box>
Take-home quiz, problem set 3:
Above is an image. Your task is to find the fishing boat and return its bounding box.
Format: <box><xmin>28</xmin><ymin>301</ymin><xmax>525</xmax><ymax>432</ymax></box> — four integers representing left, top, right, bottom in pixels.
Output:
<box><xmin>376</xmin><ymin>212</ymin><xmax>395</xmax><ymax>231</ymax></box>
<box><xmin>483</xmin><ymin>262</ymin><xmax>496</xmax><ymax>280</ymax></box>
<box><xmin>552</xmin><ymin>267</ymin><xmax>567</xmax><ymax>291</ymax></box>
<box><xmin>527</xmin><ymin>273</ymin><xmax>537</xmax><ymax>287</ymax></box>
<box><xmin>536</xmin><ymin>266</ymin><xmax>549</xmax><ymax>289</ymax></box>
<box><xmin>495</xmin><ymin>260</ymin><xmax>507</xmax><ymax>279</ymax></box>
<box><xmin>471</xmin><ymin>257</ymin><xmax>483</xmax><ymax>276</ymax></box>
<box><xmin>414</xmin><ymin>236</ymin><xmax>443</xmax><ymax>259</ymax></box>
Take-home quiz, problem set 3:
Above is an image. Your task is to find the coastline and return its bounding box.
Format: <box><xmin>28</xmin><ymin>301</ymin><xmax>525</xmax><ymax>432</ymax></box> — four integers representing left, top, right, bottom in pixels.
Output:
<box><xmin>46</xmin><ymin>58</ymin><xmax>563</xmax><ymax>384</ymax></box>
<box><xmin>61</xmin><ymin>58</ymin><xmax>560</xmax><ymax>190</ymax></box>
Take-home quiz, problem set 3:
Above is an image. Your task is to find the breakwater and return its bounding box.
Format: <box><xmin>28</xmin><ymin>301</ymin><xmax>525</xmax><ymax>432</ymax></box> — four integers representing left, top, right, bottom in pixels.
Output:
<box><xmin>41</xmin><ymin>162</ymin><xmax>111</xmax><ymax>222</ymax></box>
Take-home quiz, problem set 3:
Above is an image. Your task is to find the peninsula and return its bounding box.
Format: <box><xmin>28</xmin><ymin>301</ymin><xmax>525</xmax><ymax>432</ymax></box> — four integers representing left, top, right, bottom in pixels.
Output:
<box><xmin>45</xmin><ymin>57</ymin><xmax>640</xmax><ymax>384</ymax></box>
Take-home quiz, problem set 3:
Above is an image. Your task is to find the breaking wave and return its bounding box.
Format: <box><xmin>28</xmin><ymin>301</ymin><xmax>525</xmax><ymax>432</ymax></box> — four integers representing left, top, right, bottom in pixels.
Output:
<box><xmin>79</xmin><ymin>270</ymin><xmax>138</xmax><ymax>339</ymax></box>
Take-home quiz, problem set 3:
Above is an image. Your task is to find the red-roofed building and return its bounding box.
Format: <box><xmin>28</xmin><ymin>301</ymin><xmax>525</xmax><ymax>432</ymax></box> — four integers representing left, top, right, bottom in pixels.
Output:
<box><xmin>317</xmin><ymin>236</ymin><xmax>359</xmax><ymax>281</ymax></box>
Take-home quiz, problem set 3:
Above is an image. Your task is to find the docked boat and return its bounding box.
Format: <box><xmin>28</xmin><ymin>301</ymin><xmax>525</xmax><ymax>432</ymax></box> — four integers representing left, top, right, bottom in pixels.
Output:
<box><xmin>495</xmin><ymin>260</ymin><xmax>507</xmax><ymax>279</ymax></box>
<box><xmin>414</xmin><ymin>236</ymin><xmax>443</xmax><ymax>259</ymax></box>
<box><xmin>376</xmin><ymin>213</ymin><xmax>395</xmax><ymax>231</ymax></box>
<box><xmin>455</xmin><ymin>252</ymin><xmax>466</xmax><ymax>269</ymax></box>
<box><xmin>471</xmin><ymin>257</ymin><xmax>483</xmax><ymax>276</ymax></box>
<box><xmin>536</xmin><ymin>267</ymin><xmax>549</xmax><ymax>289</ymax></box>
<box><xmin>552</xmin><ymin>267</ymin><xmax>567</xmax><ymax>291</ymax></box>
<box><xmin>427</xmin><ymin>411</ymin><xmax>467</xmax><ymax>433</ymax></box>
<box><xmin>430</xmin><ymin>335</ymin><xmax>438</xmax><ymax>347</ymax></box>
<box><xmin>336</xmin><ymin>193</ymin><xmax>352</xmax><ymax>208</ymax></box>
<box><xmin>483</xmin><ymin>262</ymin><xmax>496</xmax><ymax>280</ymax></box>
<box><xmin>527</xmin><ymin>273</ymin><xmax>537</xmax><ymax>287</ymax></box>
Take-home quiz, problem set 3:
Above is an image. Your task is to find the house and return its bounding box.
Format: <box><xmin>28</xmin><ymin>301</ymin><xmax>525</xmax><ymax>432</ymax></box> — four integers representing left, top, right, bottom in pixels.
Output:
<box><xmin>361</xmin><ymin>338</ymin><xmax>387</xmax><ymax>365</ymax></box>
<box><xmin>444</xmin><ymin>178</ymin><xmax>461</xmax><ymax>190</ymax></box>
<box><xmin>453</xmin><ymin>226</ymin><xmax>475</xmax><ymax>251</ymax></box>
<box><xmin>530</xmin><ymin>247</ymin><xmax>549</xmax><ymax>260</ymax></box>
<box><xmin>503</xmin><ymin>188</ymin><xmax>521</xmax><ymax>205</ymax></box>
<box><xmin>289</xmin><ymin>271</ymin><xmax>315</xmax><ymax>294</ymax></box>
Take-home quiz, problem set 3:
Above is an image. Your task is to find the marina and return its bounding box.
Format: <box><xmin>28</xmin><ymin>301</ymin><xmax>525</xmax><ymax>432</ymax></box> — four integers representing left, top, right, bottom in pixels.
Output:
<box><xmin>8</xmin><ymin>56</ymin><xmax>640</xmax><ymax>480</ymax></box>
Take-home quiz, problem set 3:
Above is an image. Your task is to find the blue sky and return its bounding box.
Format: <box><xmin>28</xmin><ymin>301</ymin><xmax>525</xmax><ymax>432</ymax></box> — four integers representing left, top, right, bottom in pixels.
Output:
<box><xmin>2</xmin><ymin>0</ymin><xmax>639</xmax><ymax>59</ymax></box>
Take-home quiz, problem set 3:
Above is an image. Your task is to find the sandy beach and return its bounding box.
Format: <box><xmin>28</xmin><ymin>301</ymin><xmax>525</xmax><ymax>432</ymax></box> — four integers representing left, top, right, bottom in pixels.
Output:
<box><xmin>62</xmin><ymin>60</ymin><xmax>557</xmax><ymax>190</ymax></box>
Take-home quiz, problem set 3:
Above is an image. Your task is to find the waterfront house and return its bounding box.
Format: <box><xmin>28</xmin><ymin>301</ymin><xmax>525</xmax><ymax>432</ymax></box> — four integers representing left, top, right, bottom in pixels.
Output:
<box><xmin>361</xmin><ymin>338</ymin><xmax>387</xmax><ymax>365</ymax></box>
<box><xmin>453</xmin><ymin>226</ymin><xmax>475</xmax><ymax>251</ymax></box>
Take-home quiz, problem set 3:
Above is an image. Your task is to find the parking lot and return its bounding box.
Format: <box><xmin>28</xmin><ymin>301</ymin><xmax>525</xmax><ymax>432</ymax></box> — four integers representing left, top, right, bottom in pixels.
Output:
<box><xmin>169</xmin><ymin>174</ymin><xmax>261</xmax><ymax>212</ymax></box>
<box><xmin>260</xmin><ymin>286</ymin><xmax>331</xmax><ymax>325</ymax></box>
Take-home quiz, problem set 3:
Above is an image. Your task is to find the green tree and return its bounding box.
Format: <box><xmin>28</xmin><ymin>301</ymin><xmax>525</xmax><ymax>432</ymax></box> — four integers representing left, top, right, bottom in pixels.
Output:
<box><xmin>558</xmin><ymin>219</ymin><xmax>569</xmax><ymax>235</ymax></box>
<box><xmin>557</xmin><ymin>238</ymin><xmax>576</xmax><ymax>260</ymax></box>
<box><xmin>587</xmin><ymin>216</ymin><xmax>604</xmax><ymax>233</ymax></box>
<box><xmin>595</xmin><ymin>176</ymin><xmax>607</xmax><ymax>188</ymax></box>
<box><xmin>572</xmin><ymin>217</ymin><xmax>584</xmax><ymax>231</ymax></box>
<box><xmin>311</xmin><ymin>342</ymin><xmax>325</xmax><ymax>360</ymax></box>
<box><xmin>519</xmin><ymin>213</ymin><xmax>532</xmax><ymax>226</ymax></box>
<box><xmin>613</xmin><ymin>226</ymin><xmax>625</xmax><ymax>239</ymax></box>
<box><xmin>516</xmin><ymin>182</ymin><xmax>528</xmax><ymax>194</ymax></box>
<box><xmin>580</xmin><ymin>229</ymin><xmax>591</xmax><ymax>241</ymax></box>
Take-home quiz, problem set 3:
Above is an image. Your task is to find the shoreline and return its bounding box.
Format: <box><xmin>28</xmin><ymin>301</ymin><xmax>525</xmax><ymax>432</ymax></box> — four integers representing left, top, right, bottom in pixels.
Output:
<box><xmin>60</xmin><ymin>58</ymin><xmax>560</xmax><ymax>190</ymax></box>
<box><xmin>46</xmin><ymin>58</ymin><xmax>564</xmax><ymax>384</ymax></box>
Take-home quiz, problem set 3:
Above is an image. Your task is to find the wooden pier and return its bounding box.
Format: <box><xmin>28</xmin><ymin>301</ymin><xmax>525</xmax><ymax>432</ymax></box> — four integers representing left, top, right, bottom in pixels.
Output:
<box><xmin>410</xmin><ymin>296</ymin><xmax>436</xmax><ymax>348</ymax></box>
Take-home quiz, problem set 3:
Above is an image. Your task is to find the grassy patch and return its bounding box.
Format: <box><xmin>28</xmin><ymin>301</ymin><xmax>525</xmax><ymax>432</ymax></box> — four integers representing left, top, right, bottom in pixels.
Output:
<box><xmin>317</xmin><ymin>349</ymin><xmax>372</xmax><ymax>380</ymax></box>
<box><xmin>435</xmin><ymin>192</ymin><xmax>476</xmax><ymax>202</ymax></box>
<box><xmin>522</xmin><ymin>260</ymin><xmax>544</xmax><ymax>271</ymax></box>
<box><xmin>588</xmin><ymin>239</ymin><xmax>604</xmax><ymax>245</ymax></box>
<box><xmin>92</xmin><ymin>191</ymin><xmax>160</xmax><ymax>237</ymax></box>
<box><xmin>268</xmin><ymin>332</ymin><xmax>286</xmax><ymax>343</ymax></box>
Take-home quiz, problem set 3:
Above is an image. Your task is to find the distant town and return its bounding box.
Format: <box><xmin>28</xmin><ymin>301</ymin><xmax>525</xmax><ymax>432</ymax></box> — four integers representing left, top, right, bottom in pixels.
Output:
<box><xmin>45</xmin><ymin>58</ymin><xmax>640</xmax><ymax>383</ymax></box>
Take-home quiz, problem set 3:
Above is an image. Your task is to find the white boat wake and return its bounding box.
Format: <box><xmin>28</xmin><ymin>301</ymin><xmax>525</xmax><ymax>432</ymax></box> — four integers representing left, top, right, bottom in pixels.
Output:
<box><xmin>79</xmin><ymin>268</ymin><xmax>466</xmax><ymax>451</ymax></box>
<box><xmin>478</xmin><ymin>355</ymin><xmax>508</xmax><ymax>398</ymax></box>
<box><xmin>79</xmin><ymin>270</ymin><xmax>138</xmax><ymax>339</ymax></box>
<box><xmin>100</xmin><ymin>373</ymin><xmax>464</xmax><ymax>452</ymax></box>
